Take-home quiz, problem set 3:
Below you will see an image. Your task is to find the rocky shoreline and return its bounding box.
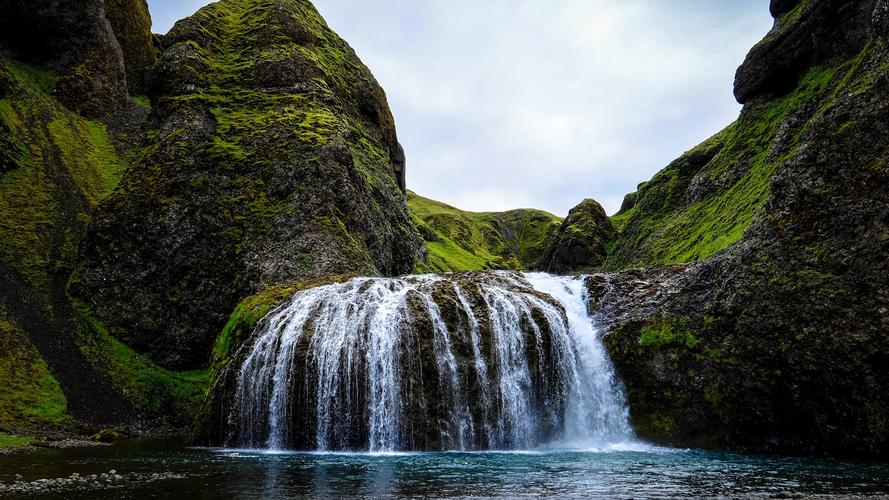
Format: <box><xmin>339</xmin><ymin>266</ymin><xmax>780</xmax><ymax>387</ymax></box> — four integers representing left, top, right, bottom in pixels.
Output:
<box><xmin>0</xmin><ymin>438</ymin><xmax>108</xmax><ymax>457</ymax></box>
<box><xmin>0</xmin><ymin>470</ymin><xmax>189</xmax><ymax>496</ymax></box>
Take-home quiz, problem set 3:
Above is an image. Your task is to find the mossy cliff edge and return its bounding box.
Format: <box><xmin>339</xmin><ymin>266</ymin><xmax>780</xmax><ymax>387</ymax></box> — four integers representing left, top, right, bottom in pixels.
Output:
<box><xmin>0</xmin><ymin>0</ymin><xmax>423</xmax><ymax>442</ymax></box>
<box><xmin>593</xmin><ymin>0</ymin><xmax>889</xmax><ymax>458</ymax></box>
<box><xmin>69</xmin><ymin>0</ymin><xmax>425</xmax><ymax>370</ymax></box>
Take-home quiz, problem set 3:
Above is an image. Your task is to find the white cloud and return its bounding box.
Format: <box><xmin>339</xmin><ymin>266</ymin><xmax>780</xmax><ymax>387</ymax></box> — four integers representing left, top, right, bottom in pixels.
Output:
<box><xmin>146</xmin><ymin>0</ymin><xmax>773</xmax><ymax>215</ymax></box>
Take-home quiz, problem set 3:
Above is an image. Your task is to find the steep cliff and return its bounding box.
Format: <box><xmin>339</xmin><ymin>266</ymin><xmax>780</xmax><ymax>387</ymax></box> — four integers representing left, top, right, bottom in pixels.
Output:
<box><xmin>70</xmin><ymin>0</ymin><xmax>425</xmax><ymax>369</ymax></box>
<box><xmin>598</xmin><ymin>0</ymin><xmax>889</xmax><ymax>457</ymax></box>
<box><xmin>0</xmin><ymin>0</ymin><xmax>161</xmax><ymax>433</ymax></box>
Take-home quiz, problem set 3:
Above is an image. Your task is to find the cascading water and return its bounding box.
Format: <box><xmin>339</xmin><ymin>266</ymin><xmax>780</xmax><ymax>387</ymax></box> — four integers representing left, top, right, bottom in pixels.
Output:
<box><xmin>225</xmin><ymin>272</ymin><xmax>634</xmax><ymax>452</ymax></box>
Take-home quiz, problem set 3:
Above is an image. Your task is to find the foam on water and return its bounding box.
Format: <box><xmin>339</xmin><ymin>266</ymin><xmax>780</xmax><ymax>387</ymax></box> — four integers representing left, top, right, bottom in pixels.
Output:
<box><xmin>229</xmin><ymin>272</ymin><xmax>638</xmax><ymax>452</ymax></box>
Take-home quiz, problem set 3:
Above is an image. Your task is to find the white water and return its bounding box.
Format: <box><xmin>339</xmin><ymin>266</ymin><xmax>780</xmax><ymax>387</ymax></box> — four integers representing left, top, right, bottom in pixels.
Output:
<box><xmin>229</xmin><ymin>272</ymin><xmax>635</xmax><ymax>452</ymax></box>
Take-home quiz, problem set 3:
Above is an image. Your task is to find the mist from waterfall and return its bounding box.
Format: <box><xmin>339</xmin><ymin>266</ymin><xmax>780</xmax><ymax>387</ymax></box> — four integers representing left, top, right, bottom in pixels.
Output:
<box><xmin>227</xmin><ymin>272</ymin><xmax>635</xmax><ymax>452</ymax></box>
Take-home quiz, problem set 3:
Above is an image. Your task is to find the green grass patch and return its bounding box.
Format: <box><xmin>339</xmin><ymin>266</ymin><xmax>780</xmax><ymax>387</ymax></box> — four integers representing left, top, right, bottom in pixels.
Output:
<box><xmin>0</xmin><ymin>310</ymin><xmax>67</xmax><ymax>431</ymax></box>
<box><xmin>408</xmin><ymin>191</ymin><xmax>561</xmax><ymax>272</ymax></box>
<box><xmin>49</xmin><ymin>117</ymin><xmax>126</xmax><ymax>206</ymax></box>
<box><xmin>0</xmin><ymin>59</ymin><xmax>128</xmax><ymax>295</ymax></box>
<box><xmin>639</xmin><ymin>316</ymin><xmax>700</xmax><ymax>350</ymax></box>
<box><xmin>69</xmin><ymin>295</ymin><xmax>209</xmax><ymax>418</ymax></box>
<box><xmin>0</xmin><ymin>433</ymin><xmax>35</xmax><ymax>449</ymax></box>
<box><xmin>131</xmin><ymin>95</ymin><xmax>151</xmax><ymax>109</ymax></box>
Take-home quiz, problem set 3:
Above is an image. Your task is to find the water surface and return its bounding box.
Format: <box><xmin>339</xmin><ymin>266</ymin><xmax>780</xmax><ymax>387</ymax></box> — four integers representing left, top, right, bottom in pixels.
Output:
<box><xmin>2</xmin><ymin>440</ymin><xmax>889</xmax><ymax>498</ymax></box>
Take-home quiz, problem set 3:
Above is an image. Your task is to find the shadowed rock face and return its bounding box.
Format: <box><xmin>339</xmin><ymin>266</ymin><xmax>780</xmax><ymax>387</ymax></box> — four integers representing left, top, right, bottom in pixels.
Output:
<box><xmin>103</xmin><ymin>0</ymin><xmax>157</xmax><ymax>94</ymax></box>
<box><xmin>71</xmin><ymin>0</ymin><xmax>425</xmax><ymax>369</ymax></box>
<box><xmin>0</xmin><ymin>0</ymin><xmax>131</xmax><ymax>117</ymax></box>
<box><xmin>597</xmin><ymin>0</ymin><xmax>889</xmax><ymax>458</ymax></box>
<box><xmin>734</xmin><ymin>0</ymin><xmax>883</xmax><ymax>104</ymax></box>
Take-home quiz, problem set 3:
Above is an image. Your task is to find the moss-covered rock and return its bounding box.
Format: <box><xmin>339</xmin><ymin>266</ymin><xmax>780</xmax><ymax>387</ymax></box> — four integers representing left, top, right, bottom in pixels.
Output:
<box><xmin>597</xmin><ymin>2</ymin><xmax>889</xmax><ymax>457</ymax></box>
<box><xmin>71</xmin><ymin>0</ymin><xmax>425</xmax><ymax>369</ymax></box>
<box><xmin>103</xmin><ymin>0</ymin><xmax>157</xmax><ymax>94</ymax></box>
<box><xmin>0</xmin><ymin>308</ymin><xmax>67</xmax><ymax>433</ymax></box>
<box><xmin>0</xmin><ymin>0</ymin><xmax>131</xmax><ymax>117</ymax></box>
<box><xmin>408</xmin><ymin>191</ymin><xmax>562</xmax><ymax>273</ymax></box>
<box><xmin>539</xmin><ymin>199</ymin><xmax>614</xmax><ymax>274</ymax></box>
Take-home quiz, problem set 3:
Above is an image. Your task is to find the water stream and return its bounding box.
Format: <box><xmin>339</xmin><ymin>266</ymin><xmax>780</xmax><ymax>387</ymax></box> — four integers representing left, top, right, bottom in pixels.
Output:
<box><xmin>228</xmin><ymin>272</ymin><xmax>634</xmax><ymax>452</ymax></box>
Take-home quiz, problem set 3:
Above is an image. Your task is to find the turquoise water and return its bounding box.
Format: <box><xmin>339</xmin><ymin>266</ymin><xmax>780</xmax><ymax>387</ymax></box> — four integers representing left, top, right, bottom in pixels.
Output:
<box><xmin>2</xmin><ymin>440</ymin><xmax>889</xmax><ymax>498</ymax></box>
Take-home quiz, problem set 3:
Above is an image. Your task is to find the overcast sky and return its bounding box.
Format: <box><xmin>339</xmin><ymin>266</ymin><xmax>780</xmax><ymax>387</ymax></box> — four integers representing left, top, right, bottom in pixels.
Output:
<box><xmin>147</xmin><ymin>1</ymin><xmax>773</xmax><ymax>216</ymax></box>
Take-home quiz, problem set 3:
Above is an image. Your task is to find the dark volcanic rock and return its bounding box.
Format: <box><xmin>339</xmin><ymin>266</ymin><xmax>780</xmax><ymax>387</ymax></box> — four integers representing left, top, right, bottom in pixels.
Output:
<box><xmin>600</xmin><ymin>7</ymin><xmax>889</xmax><ymax>457</ymax></box>
<box><xmin>0</xmin><ymin>0</ymin><xmax>130</xmax><ymax>117</ymax></box>
<box><xmin>103</xmin><ymin>0</ymin><xmax>157</xmax><ymax>94</ymax></box>
<box><xmin>539</xmin><ymin>199</ymin><xmax>614</xmax><ymax>274</ymax></box>
<box><xmin>734</xmin><ymin>0</ymin><xmax>880</xmax><ymax>103</ymax></box>
<box><xmin>770</xmin><ymin>0</ymin><xmax>802</xmax><ymax>18</ymax></box>
<box><xmin>72</xmin><ymin>0</ymin><xmax>425</xmax><ymax>369</ymax></box>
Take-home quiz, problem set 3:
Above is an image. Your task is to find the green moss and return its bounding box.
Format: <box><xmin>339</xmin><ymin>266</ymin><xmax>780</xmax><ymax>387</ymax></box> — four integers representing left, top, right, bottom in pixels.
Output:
<box><xmin>408</xmin><ymin>191</ymin><xmax>561</xmax><ymax>272</ymax></box>
<box><xmin>0</xmin><ymin>59</ymin><xmax>127</xmax><ymax>296</ymax></box>
<box><xmin>49</xmin><ymin>117</ymin><xmax>126</xmax><ymax>205</ymax></box>
<box><xmin>641</xmin><ymin>413</ymin><xmax>676</xmax><ymax>437</ymax></box>
<box><xmin>211</xmin><ymin>275</ymin><xmax>353</xmax><ymax>370</ymax></box>
<box><xmin>0</xmin><ymin>433</ymin><xmax>35</xmax><ymax>449</ymax></box>
<box><xmin>639</xmin><ymin>316</ymin><xmax>700</xmax><ymax>350</ymax></box>
<box><xmin>4</xmin><ymin>62</ymin><xmax>57</xmax><ymax>94</ymax></box>
<box><xmin>131</xmin><ymin>95</ymin><xmax>151</xmax><ymax>109</ymax></box>
<box><xmin>0</xmin><ymin>310</ymin><xmax>68</xmax><ymax>431</ymax></box>
<box><xmin>609</xmin><ymin>207</ymin><xmax>635</xmax><ymax>233</ymax></box>
<box><xmin>69</xmin><ymin>295</ymin><xmax>209</xmax><ymax>417</ymax></box>
<box><xmin>606</xmin><ymin>48</ymin><xmax>870</xmax><ymax>269</ymax></box>
<box><xmin>212</xmin><ymin>284</ymin><xmax>299</xmax><ymax>365</ymax></box>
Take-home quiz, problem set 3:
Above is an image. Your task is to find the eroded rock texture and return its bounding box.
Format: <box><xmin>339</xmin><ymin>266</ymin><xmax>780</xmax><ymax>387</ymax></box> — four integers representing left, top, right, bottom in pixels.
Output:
<box><xmin>597</xmin><ymin>0</ymin><xmax>889</xmax><ymax>457</ymax></box>
<box><xmin>71</xmin><ymin>0</ymin><xmax>425</xmax><ymax>369</ymax></box>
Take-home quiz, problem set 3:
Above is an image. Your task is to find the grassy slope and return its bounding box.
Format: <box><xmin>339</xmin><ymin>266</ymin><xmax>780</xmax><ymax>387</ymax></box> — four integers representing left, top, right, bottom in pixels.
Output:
<box><xmin>0</xmin><ymin>308</ymin><xmax>67</xmax><ymax>432</ymax></box>
<box><xmin>408</xmin><ymin>191</ymin><xmax>562</xmax><ymax>272</ymax></box>
<box><xmin>605</xmin><ymin>43</ymin><xmax>870</xmax><ymax>269</ymax></box>
<box><xmin>0</xmin><ymin>61</ymin><xmax>126</xmax><ymax>297</ymax></box>
<box><xmin>0</xmin><ymin>58</ymin><xmax>209</xmax><ymax>427</ymax></box>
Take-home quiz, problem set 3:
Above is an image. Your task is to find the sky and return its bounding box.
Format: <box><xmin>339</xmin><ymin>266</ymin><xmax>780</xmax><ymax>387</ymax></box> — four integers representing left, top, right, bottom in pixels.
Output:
<box><xmin>146</xmin><ymin>1</ymin><xmax>773</xmax><ymax>216</ymax></box>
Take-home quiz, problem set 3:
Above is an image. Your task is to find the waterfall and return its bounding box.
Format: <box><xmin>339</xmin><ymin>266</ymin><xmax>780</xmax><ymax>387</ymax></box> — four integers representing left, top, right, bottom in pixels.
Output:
<box><xmin>226</xmin><ymin>273</ymin><xmax>634</xmax><ymax>452</ymax></box>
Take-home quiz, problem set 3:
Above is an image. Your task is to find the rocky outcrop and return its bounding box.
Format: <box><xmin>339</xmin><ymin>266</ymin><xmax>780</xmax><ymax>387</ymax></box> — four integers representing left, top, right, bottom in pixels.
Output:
<box><xmin>734</xmin><ymin>0</ymin><xmax>882</xmax><ymax>103</ymax></box>
<box><xmin>598</xmin><ymin>1</ymin><xmax>889</xmax><ymax>458</ymax></box>
<box><xmin>71</xmin><ymin>0</ymin><xmax>425</xmax><ymax>369</ymax></box>
<box><xmin>0</xmin><ymin>0</ymin><xmax>131</xmax><ymax>117</ymax></box>
<box><xmin>103</xmin><ymin>0</ymin><xmax>157</xmax><ymax>94</ymax></box>
<box><xmin>539</xmin><ymin>199</ymin><xmax>614</xmax><ymax>273</ymax></box>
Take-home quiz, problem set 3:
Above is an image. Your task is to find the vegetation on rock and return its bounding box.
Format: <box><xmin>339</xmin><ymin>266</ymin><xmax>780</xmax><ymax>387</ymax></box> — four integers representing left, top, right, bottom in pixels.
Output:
<box><xmin>597</xmin><ymin>0</ymin><xmax>889</xmax><ymax>458</ymax></box>
<box><xmin>408</xmin><ymin>191</ymin><xmax>562</xmax><ymax>273</ymax></box>
<box><xmin>539</xmin><ymin>199</ymin><xmax>613</xmax><ymax>274</ymax></box>
<box><xmin>70</xmin><ymin>0</ymin><xmax>425</xmax><ymax>370</ymax></box>
<box><xmin>0</xmin><ymin>308</ymin><xmax>67</xmax><ymax>432</ymax></box>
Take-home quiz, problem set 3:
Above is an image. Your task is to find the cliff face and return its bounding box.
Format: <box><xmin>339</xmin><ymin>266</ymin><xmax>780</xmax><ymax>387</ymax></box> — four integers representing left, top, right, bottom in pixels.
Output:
<box><xmin>606</xmin><ymin>0</ymin><xmax>889</xmax><ymax>271</ymax></box>
<box><xmin>70</xmin><ymin>0</ymin><xmax>425</xmax><ymax>369</ymax></box>
<box><xmin>598</xmin><ymin>0</ymin><xmax>889</xmax><ymax>457</ymax></box>
<box><xmin>0</xmin><ymin>0</ymin><xmax>159</xmax><ymax>431</ymax></box>
<box><xmin>0</xmin><ymin>0</ymin><xmax>134</xmax><ymax>118</ymax></box>
<box><xmin>103</xmin><ymin>0</ymin><xmax>158</xmax><ymax>94</ymax></box>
